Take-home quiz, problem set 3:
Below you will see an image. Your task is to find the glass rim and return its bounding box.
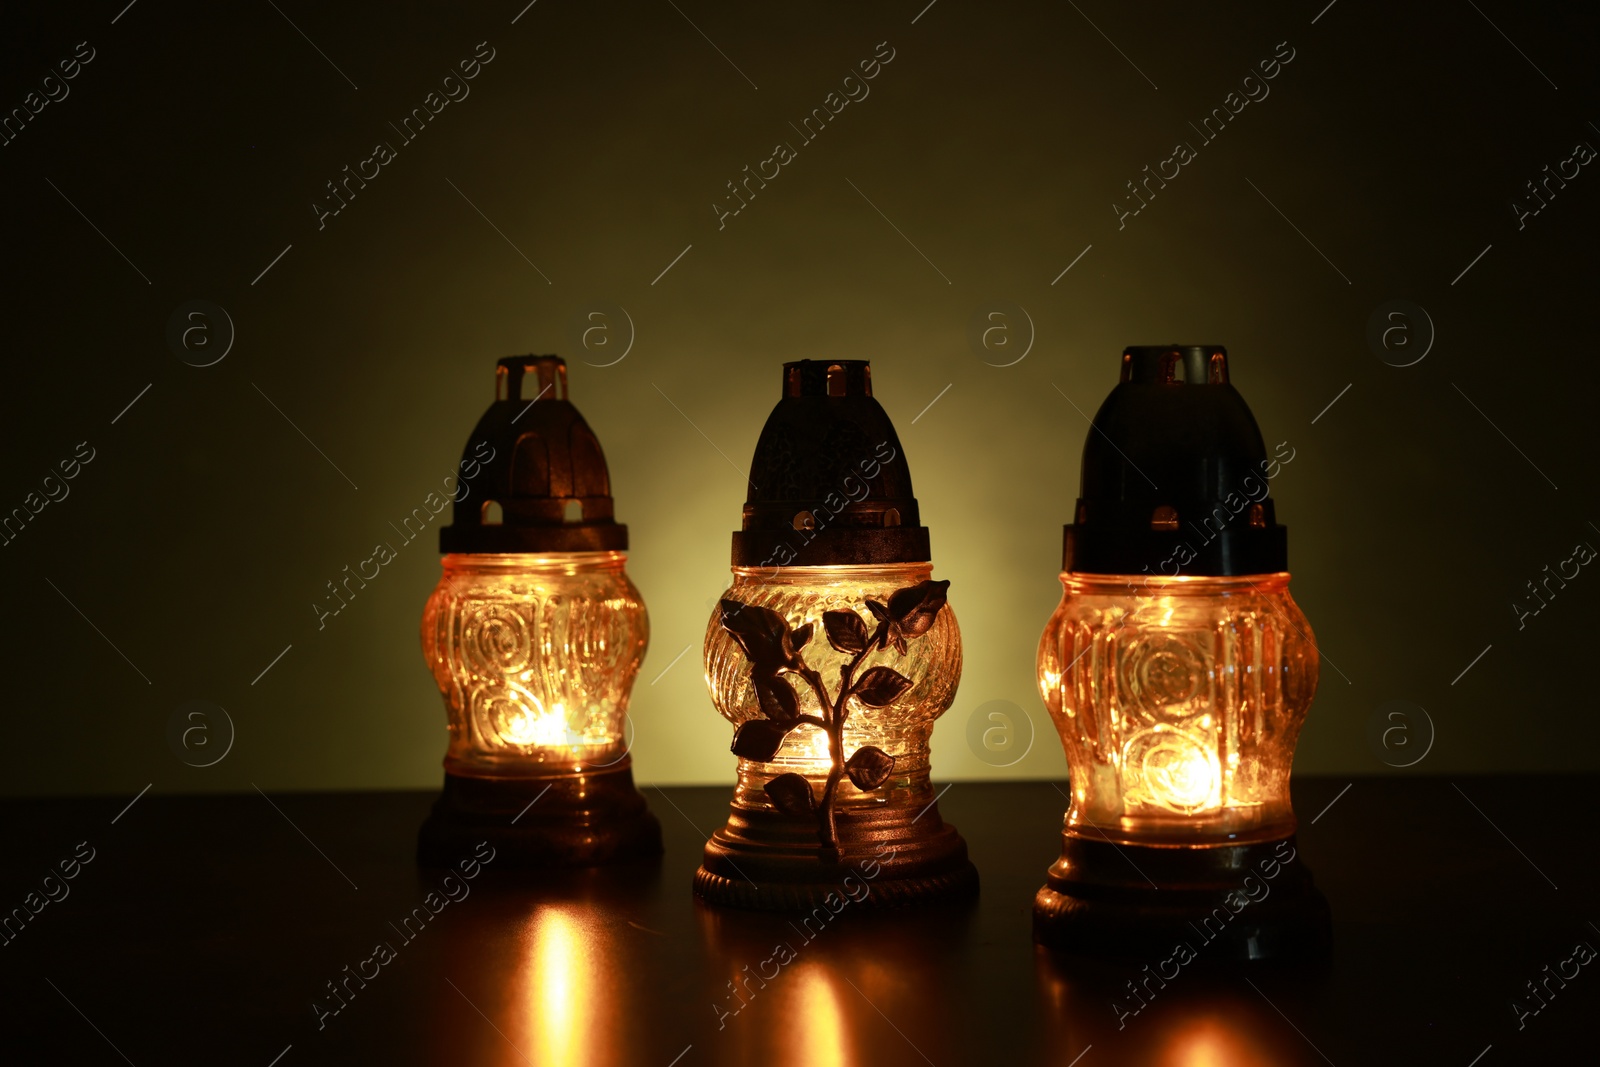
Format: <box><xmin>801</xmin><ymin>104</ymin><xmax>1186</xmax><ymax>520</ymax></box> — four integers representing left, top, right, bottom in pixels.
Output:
<box><xmin>440</xmin><ymin>550</ymin><xmax>628</xmax><ymax>568</ymax></box>
<box><xmin>730</xmin><ymin>560</ymin><xmax>934</xmax><ymax>579</ymax></box>
<box><xmin>1059</xmin><ymin>570</ymin><xmax>1291</xmax><ymax>592</ymax></box>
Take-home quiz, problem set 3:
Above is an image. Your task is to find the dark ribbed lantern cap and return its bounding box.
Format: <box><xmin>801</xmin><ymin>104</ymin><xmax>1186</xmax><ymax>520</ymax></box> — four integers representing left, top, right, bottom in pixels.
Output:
<box><xmin>731</xmin><ymin>360</ymin><xmax>929</xmax><ymax>567</ymax></box>
<box><xmin>439</xmin><ymin>356</ymin><xmax>628</xmax><ymax>553</ymax></box>
<box><xmin>1064</xmin><ymin>345</ymin><xmax>1288</xmax><ymax>576</ymax></box>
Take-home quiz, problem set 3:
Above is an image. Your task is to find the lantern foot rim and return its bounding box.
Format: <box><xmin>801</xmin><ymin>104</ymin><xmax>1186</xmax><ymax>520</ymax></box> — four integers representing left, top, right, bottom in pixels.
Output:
<box><xmin>693</xmin><ymin>797</ymin><xmax>979</xmax><ymax>911</ymax></box>
<box><xmin>1032</xmin><ymin>832</ymin><xmax>1331</xmax><ymax>961</ymax></box>
<box><xmin>417</xmin><ymin>760</ymin><xmax>662</xmax><ymax>870</ymax></box>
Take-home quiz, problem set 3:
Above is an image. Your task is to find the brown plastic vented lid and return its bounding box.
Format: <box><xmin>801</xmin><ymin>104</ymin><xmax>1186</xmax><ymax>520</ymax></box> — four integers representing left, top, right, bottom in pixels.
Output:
<box><xmin>731</xmin><ymin>360</ymin><xmax>930</xmax><ymax>567</ymax></box>
<box><xmin>440</xmin><ymin>356</ymin><xmax>628</xmax><ymax>553</ymax></box>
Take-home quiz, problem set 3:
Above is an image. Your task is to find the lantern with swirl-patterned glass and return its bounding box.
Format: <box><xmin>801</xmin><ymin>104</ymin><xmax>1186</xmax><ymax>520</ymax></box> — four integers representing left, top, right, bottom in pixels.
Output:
<box><xmin>417</xmin><ymin>356</ymin><xmax>660</xmax><ymax>868</ymax></box>
<box><xmin>693</xmin><ymin>360</ymin><xmax>978</xmax><ymax>910</ymax></box>
<box><xmin>1033</xmin><ymin>345</ymin><xmax>1329</xmax><ymax>959</ymax></box>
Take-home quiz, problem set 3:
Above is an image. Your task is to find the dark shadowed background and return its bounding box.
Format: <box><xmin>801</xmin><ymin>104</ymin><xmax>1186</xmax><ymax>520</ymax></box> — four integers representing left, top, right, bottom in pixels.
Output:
<box><xmin>3</xmin><ymin>0</ymin><xmax>1597</xmax><ymax>798</ymax></box>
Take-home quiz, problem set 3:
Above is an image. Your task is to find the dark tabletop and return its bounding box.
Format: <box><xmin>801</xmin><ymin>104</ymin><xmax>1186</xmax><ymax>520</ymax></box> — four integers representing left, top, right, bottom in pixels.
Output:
<box><xmin>1</xmin><ymin>776</ymin><xmax>1594</xmax><ymax>1066</ymax></box>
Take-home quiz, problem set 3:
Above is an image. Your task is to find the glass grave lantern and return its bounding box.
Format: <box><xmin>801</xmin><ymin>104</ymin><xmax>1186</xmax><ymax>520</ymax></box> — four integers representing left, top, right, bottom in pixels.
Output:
<box><xmin>695</xmin><ymin>360</ymin><xmax>978</xmax><ymax>910</ymax></box>
<box><xmin>1034</xmin><ymin>345</ymin><xmax>1330</xmax><ymax>958</ymax></box>
<box><xmin>417</xmin><ymin>356</ymin><xmax>660</xmax><ymax>868</ymax></box>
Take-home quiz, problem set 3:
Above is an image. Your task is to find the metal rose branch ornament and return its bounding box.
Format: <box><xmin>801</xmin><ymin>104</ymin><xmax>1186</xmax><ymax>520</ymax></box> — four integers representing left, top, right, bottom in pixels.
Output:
<box><xmin>695</xmin><ymin>360</ymin><xmax>977</xmax><ymax>911</ymax></box>
<box><xmin>719</xmin><ymin>579</ymin><xmax>950</xmax><ymax>852</ymax></box>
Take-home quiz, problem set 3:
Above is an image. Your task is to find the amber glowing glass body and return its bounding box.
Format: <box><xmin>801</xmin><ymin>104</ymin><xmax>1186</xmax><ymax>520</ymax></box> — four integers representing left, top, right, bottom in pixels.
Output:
<box><xmin>703</xmin><ymin>562</ymin><xmax>961</xmax><ymax>812</ymax></box>
<box><xmin>1037</xmin><ymin>572</ymin><xmax>1317</xmax><ymax>846</ymax></box>
<box><xmin>422</xmin><ymin>551</ymin><xmax>648</xmax><ymax>776</ymax></box>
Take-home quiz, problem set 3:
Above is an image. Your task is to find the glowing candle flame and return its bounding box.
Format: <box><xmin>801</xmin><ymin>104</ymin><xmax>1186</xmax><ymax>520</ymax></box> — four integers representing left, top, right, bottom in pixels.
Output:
<box><xmin>1126</xmin><ymin>726</ymin><xmax>1221</xmax><ymax>815</ymax></box>
<box><xmin>503</xmin><ymin>699</ymin><xmax>574</xmax><ymax>747</ymax></box>
<box><xmin>794</xmin><ymin>724</ymin><xmax>832</xmax><ymax>765</ymax></box>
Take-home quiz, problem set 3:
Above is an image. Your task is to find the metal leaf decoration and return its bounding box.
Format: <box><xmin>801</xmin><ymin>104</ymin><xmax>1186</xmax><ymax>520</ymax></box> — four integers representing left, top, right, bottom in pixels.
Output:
<box><xmin>787</xmin><ymin>623</ymin><xmax>814</xmax><ymax>656</ymax></box>
<box><xmin>731</xmin><ymin>719</ymin><xmax>792</xmax><ymax>761</ymax></box>
<box><xmin>853</xmin><ymin>666</ymin><xmax>913</xmax><ymax>708</ymax></box>
<box><xmin>764</xmin><ymin>772</ymin><xmax>816</xmax><ymax>816</ymax></box>
<box><xmin>717</xmin><ymin>578</ymin><xmax>951</xmax><ymax>858</ymax></box>
<box><xmin>845</xmin><ymin>746</ymin><xmax>895</xmax><ymax>790</ymax></box>
<box><xmin>719</xmin><ymin>599</ymin><xmax>794</xmax><ymax>672</ymax></box>
<box><xmin>887</xmin><ymin>580</ymin><xmax>950</xmax><ymax>638</ymax></box>
<box><xmin>755</xmin><ymin>675</ymin><xmax>801</xmax><ymax>724</ymax></box>
<box><xmin>822</xmin><ymin>610</ymin><xmax>869</xmax><ymax>655</ymax></box>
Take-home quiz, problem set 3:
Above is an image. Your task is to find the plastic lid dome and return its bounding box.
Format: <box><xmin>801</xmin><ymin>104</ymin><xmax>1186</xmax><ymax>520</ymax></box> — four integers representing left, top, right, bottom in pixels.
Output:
<box><xmin>731</xmin><ymin>360</ymin><xmax>930</xmax><ymax>567</ymax></box>
<box><xmin>440</xmin><ymin>356</ymin><xmax>628</xmax><ymax>553</ymax></box>
<box><xmin>1064</xmin><ymin>345</ymin><xmax>1287</xmax><ymax>576</ymax></box>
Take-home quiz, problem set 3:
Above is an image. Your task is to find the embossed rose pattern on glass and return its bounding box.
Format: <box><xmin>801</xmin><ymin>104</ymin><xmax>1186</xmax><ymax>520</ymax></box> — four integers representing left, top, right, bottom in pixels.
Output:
<box><xmin>1037</xmin><ymin>573</ymin><xmax>1317</xmax><ymax>845</ymax></box>
<box><xmin>422</xmin><ymin>552</ymin><xmax>647</xmax><ymax>775</ymax></box>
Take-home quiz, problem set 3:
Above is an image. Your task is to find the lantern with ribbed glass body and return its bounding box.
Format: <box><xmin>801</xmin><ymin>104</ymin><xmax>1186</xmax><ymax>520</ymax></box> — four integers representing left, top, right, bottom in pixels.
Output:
<box><xmin>1033</xmin><ymin>345</ymin><xmax>1329</xmax><ymax>958</ymax></box>
<box><xmin>417</xmin><ymin>356</ymin><xmax>660</xmax><ymax>868</ymax></box>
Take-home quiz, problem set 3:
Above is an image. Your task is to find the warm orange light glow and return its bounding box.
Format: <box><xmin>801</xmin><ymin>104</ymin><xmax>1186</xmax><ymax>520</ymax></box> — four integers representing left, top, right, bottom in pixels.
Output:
<box><xmin>513</xmin><ymin>906</ymin><xmax>623</xmax><ymax>1067</ymax></box>
<box><xmin>1156</xmin><ymin>1015</ymin><xmax>1278</xmax><ymax>1067</ymax></box>
<box><xmin>1038</xmin><ymin>573</ymin><xmax>1317</xmax><ymax>845</ymax></box>
<box><xmin>791</xmin><ymin>965</ymin><xmax>850</xmax><ymax>1067</ymax></box>
<box><xmin>793</xmin><ymin>724</ymin><xmax>833</xmax><ymax>766</ymax></box>
<box><xmin>502</xmin><ymin>698</ymin><xmax>568</xmax><ymax>747</ymax></box>
<box><xmin>534</xmin><ymin>910</ymin><xmax>578</xmax><ymax>1065</ymax></box>
<box><xmin>422</xmin><ymin>552</ymin><xmax>647</xmax><ymax>775</ymax></box>
<box><xmin>1126</xmin><ymin>724</ymin><xmax>1222</xmax><ymax>815</ymax></box>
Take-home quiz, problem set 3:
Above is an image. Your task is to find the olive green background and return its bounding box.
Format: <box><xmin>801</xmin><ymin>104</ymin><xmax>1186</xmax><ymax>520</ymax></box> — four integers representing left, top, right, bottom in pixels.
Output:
<box><xmin>3</xmin><ymin>1</ymin><xmax>1596</xmax><ymax>797</ymax></box>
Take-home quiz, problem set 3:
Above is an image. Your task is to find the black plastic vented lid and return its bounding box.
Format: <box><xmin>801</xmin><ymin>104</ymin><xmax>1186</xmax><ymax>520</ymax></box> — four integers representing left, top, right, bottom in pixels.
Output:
<box><xmin>439</xmin><ymin>356</ymin><xmax>628</xmax><ymax>553</ymax></box>
<box><xmin>731</xmin><ymin>360</ymin><xmax>930</xmax><ymax>567</ymax></box>
<box><xmin>1064</xmin><ymin>345</ymin><xmax>1287</xmax><ymax>576</ymax></box>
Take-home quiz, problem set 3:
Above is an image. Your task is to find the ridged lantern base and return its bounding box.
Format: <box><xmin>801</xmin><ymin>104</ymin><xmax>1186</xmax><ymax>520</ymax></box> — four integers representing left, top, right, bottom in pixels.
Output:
<box><xmin>417</xmin><ymin>760</ymin><xmax>662</xmax><ymax>869</ymax></box>
<box><xmin>1033</xmin><ymin>834</ymin><xmax>1330</xmax><ymax>960</ymax></box>
<box><xmin>695</xmin><ymin>799</ymin><xmax>978</xmax><ymax>911</ymax></box>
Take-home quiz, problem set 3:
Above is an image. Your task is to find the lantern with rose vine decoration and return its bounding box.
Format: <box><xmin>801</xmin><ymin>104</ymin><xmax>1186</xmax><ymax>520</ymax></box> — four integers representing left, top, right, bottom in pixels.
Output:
<box><xmin>694</xmin><ymin>360</ymin><xmax>978</xmax><ymax>910</ymax></box>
